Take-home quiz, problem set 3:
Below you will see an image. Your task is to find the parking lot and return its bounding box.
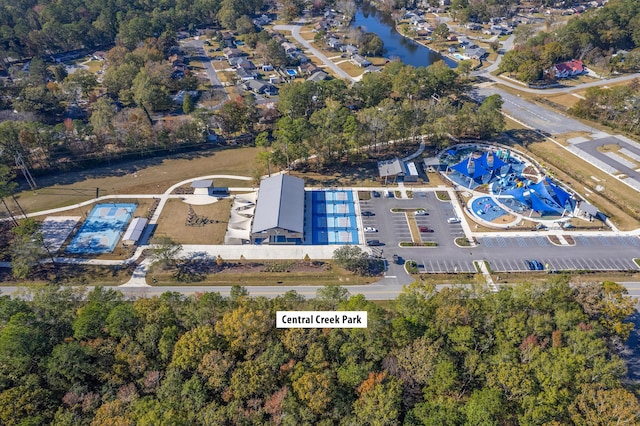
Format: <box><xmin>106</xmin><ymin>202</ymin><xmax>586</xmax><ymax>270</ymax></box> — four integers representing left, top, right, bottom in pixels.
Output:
<box><xmin>359</xmin><ymin>190</ymin><xmax>461</xmax><ymax>249</ymax></box>
<box><xmin>417</xmin><ymin>259</ymin><xmax>477</xmax><ymax>274</ymax></box>
<box><xmin>357</xmin><ymin>190</ymin><xmax>640</xmax><ymax>276</ymax></box>
<box><xmin>488</xmin><ymin>256</ymin><xmax>638</xmax><ymax>272</ymax></box>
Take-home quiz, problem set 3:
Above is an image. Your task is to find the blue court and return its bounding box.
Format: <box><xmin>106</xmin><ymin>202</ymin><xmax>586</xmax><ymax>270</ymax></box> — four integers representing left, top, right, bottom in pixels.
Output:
<box><xmin>306</xmin><ymin>190</ymin><xmax>359</xmax><ymax>244</ymax></box>
<box><xmin>66</xmin><ymin>203</ymin><xmax>137</xmax><ymax>254</ymax></box>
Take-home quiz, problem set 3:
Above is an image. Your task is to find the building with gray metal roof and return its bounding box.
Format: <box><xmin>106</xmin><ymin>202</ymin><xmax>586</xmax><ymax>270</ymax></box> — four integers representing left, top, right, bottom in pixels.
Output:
<box><xmin>251</xmin><ymin>174</ymin><xmax>305</xmax><ymax>244</ymax></box>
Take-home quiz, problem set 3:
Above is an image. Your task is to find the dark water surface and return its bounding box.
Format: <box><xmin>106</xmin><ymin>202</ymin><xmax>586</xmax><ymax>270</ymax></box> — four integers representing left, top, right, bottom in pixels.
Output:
<box><xmin>350</xmin><ymin>3</ymin><xmax>456</xmax><ymax>68</ymax></box>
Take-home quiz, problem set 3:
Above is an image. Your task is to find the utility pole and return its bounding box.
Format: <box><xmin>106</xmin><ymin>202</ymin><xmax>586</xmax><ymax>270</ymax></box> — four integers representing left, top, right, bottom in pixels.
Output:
<box><xmin>14</xmin><ymin>152</ymin><xmax>36</xmax><ymax>190</ymax></box>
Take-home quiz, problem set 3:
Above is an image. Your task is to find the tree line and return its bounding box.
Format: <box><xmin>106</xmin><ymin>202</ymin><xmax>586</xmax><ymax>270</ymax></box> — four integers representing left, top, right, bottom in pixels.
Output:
<box><xmin>244</xmin><ymin>61</ymin><xmax>504</xmax><ymax>172</ymax></box>
<box><xmin>0</xmin><ymin>57</ymin><xmax>504</xmax><ymax>176</ymax></box>
<box><xmin>499</xmin><ymin>0</ymin><xmax>640</xmax><ymax>83</ymax></box>
<box><xmin>0</xmin><ymin>278</ymin><xmax>637</xmax><ymax>425</ymax></box>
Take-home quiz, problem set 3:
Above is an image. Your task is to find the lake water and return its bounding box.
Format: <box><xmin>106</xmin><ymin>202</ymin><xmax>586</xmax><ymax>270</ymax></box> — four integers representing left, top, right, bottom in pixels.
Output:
<box><xmin>350</xmin><ymin>4</ymin><xmax>456</xmax><ymax>68</ymax></box>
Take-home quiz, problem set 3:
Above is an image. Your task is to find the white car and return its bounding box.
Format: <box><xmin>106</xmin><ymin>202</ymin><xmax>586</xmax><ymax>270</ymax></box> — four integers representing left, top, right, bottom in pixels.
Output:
<box><xmin>364</xmin><ymin>227</ymin><xmax>378</xmax><ymax>233</ymax></box>
<box><xmin>447</xmin><ymin>217</ymin><xmax>461</xmax><ymax>224</ymax></box>
<box><xmin>414</xmin><ymin>209</ymin><xmax>428</xmax><ymax>216</ymax></box>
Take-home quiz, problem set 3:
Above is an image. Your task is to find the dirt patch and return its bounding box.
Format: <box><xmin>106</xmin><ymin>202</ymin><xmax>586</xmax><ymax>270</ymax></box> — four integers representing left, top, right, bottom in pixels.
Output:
<box><xmin>154</xmin><ymin>198</ymin><xmax>232</xmax><ymax>244</ymax></box>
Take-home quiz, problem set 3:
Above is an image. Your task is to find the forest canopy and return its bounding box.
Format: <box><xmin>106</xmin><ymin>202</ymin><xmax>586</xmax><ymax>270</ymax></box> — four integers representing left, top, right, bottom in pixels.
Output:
<box><xmin>0</xmin><ymin>279</ymin><xmax>637</xmax><ymax>425</ymax></box>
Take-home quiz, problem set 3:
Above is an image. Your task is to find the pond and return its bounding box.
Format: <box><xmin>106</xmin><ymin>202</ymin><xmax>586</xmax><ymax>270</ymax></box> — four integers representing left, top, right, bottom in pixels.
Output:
<box><xmin>350</xmin><ymin>3</ymin><xmax>456</xmax><ymax>68</ymax></box>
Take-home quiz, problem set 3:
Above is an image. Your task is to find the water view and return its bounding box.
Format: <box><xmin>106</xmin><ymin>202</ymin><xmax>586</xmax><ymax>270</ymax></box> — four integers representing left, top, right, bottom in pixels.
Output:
<box><xmin>351</xmin><ymin>3</ymin><xmax>456</xmax><ymax>68</ymax></box>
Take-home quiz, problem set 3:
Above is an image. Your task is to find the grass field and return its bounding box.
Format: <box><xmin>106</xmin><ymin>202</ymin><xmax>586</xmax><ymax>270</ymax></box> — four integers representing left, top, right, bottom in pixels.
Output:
<box><xmin>154</xmin><ymin>198</ymin><xmax>232</xmax><ymax>244</ymax></box>
<box><xmin>337</xmin><ymin>61</ymin><xmax>365</xmax><ymax>77</ymax></box>
<box><xmin>11</xmin><ymin>147</ymin><xmax>260</xmax><ymax>216</ymax></box>
<box><xmin>148</xmin><ymin>263</ymin><xmax>376</xmax><ymax>286</ymax></box>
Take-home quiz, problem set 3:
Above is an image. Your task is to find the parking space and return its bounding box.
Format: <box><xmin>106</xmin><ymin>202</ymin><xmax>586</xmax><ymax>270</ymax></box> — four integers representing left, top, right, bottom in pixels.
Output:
<box><xmin>574</xmin><ymin>236</ymin><xmax>640</xmax><ymax>248</ymax></box>
<box><xmin>419</xmin><ymin>259</ymin><xmax>477</xmax><ymax>273</ymax></box>
<box><xmin>489</xmin><ymin>257</ymin><xmax>639</xmax><ymax>272</ymax></box>
<box><xmin>479</xmin><ymin>236</ymin><xmax>551</xmax><ymax>248</ymax></box>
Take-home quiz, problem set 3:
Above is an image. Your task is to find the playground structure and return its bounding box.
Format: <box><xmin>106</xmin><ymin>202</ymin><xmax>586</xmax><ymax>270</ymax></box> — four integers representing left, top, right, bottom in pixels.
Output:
<box><xmin>441</xmin><ymin>144</ymin><xmax>580</xmax><ymax>228</ymax></box>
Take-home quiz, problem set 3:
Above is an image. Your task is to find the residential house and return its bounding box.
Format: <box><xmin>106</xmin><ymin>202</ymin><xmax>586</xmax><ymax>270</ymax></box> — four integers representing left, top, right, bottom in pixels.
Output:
<box><xmin>314</xmin><ymin>20</ymin><xmax>328</xmax><ymax>31</ymax></box>
<box><xmin>281</xmin><ymin>42</ymin><xmax>298</xmax><ymax>54</ymax></box>
<box><xmin>351</xmin><ymin>54</ymin><xmax>371</xmax><ymax>67</ymax></box>
<box><xmin>299</xmin><ymin>62</ymin><xmax>321</xmax><ymax>75</ymax></box>
<box><xmin>307</xmin><ymin>70</ymin><xmax>329</xmax><ymax>82</ymax></box>
<box><xmin>245</xmin><ymin>79</ymin><xmax>278</xmax><ymax>95</ymax></box>
<box><xmin>228</xmin><ymin>56</ymin><xmax>246</xmax><ymax>67</ymax></box>
<box><xmin>554</xmin><ymin>59</ymin><xmax>585</xmax><ymax>78</ymax></box>
<box><xmin>410</xmin><ymin>15</ymin><xmax>424</xmax><ymax>25</ymax></box>
<box><xmin>262</xmin><ymin>64</ymin><xmax>274</xmax><ymax>72</ymax></box>
<box><xmin>364</xmin><ymin>65</ymin><xmax>382</xmax><ymax>74</ymax></box>
<box><xmin>237</xmin><ymin>59</ymin><xmax>257</xmax><ymax>71</ymax></box>
<box><xmin>221</xmin><ymin>32</ymin><xmax>235</xmax><ymax>42</ymax></box>
<box><xmin>293</xmin><ymin>53</ymin><xmax>309</xmax><ymax>63</ymax></box>
<box><xmin>464</xmin><ymin>47</ymin><xmax>487</xmax><ymax>60</ymax></box>
<box><xmin>327</xmin><ymin>37</ymin><xmax>342</xmax><ymax>49</ymax></box>
<box><xmin>236</xmin><ymin>68</ymin><xmax>258</xmax><ymax>81</ymax></box>
<box><xmin>223</xmin><ymin>47</ymin><xmax>245</xmax><ymax>59</ymax></box>
<box><xmin>342</xmin><ymin>44</ymin><xmax>358</xmax><ymax>56</ymax></box>
<box><xmin>271</xmin><ymin>32</ymin><xmax>287</xmax><ymax>44</ymax></box>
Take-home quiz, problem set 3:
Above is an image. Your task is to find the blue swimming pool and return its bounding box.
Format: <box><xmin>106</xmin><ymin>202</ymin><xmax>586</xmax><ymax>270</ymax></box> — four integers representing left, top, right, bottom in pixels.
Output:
<box><xmin>306</xmin><ymin>190</ymin><xmax>359</xmax><ymax>245</ymax></box>
<box><xmin>66</xmin><ymin>203</ymin><xmax>137</xmax><ymax>254</ymax></box>
<box><xmin>286</xmin><ymin>69</ymin><xmax>297</xmax><ymax>76</ymax></box>
<box><xmin>453</xmin><ymin>53</ymin><xmax>465</xmax><ymax>60</ymax></box>
<box><xmin>471</xmin><ymin>197</ymin><xmax>509</xmax><ymax>222</ymax></box>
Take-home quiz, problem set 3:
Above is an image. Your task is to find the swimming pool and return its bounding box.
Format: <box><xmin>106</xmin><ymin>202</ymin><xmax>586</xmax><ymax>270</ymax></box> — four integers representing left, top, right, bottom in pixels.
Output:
<box><xmin>66</xmin><ymin>203</ymin><xmax>137</xmax><ymax>254</ymax></box>
<box><xmin>453</xmin><ymin>53</ymin><xmax>465</xmax><ymax>60</ymax></box>
<box><xmin>286</xmin><ymin>69</ymin><xmax>297</xmax><ymax>76</ymax></box>
<box><xmin>306</xmin><ymin>190</ymin><xmax>359</xmax><ymax>245</ymax></box>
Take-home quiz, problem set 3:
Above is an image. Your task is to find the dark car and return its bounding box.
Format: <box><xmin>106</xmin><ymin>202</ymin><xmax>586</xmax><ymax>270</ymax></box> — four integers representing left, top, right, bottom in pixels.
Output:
<box><xmin>419</xmin><ymin>226</ymin><xmax>434</xmax><ymax>233</ymax></box>
<box><xmin>387</xmin><ymin>191</ymin><xmax>394</xmax><ymax>198</ymax></box>
<box><xmin>393</xmin><ymin>254</ymin><xmax>403</xmax><ymax>265</ymax></box>
<box><xmin>361</xmin><ymin>211</ymin><xmax>375</xmax><ymax>217</ymax></box>
<box><xmin>366</xmin><ymin>240</ymin><xmax>382</xmax><ymax>246</ymax></box>
<box><xmin>525</xmin><ymin>260</ymin><xmax>535</xmax><ymax>270</ymax></box>
<box><xmin>371</xmin><ymin>191</ymin><xmax>381</xmax><ymax>198</ymax></box>
<box><xmin>533</xmin><ymin>260</ymin><xmax>544</xmax><ymax>270</ymax></box>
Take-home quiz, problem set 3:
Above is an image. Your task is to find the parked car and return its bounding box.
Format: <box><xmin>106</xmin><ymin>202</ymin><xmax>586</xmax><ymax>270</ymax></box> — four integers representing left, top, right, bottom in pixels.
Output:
<box><xmin>525</xmin><ymin>260</ymin><xmax>535</xmax><ymax>270</ymax></box>
<box><xmin>361</xmin><ymin>211</ymin><xmax>375</xmax><ymax>216</ymax></box>
<box><xmin>386</xmin><ymin>191</ymin><xmax>394</xmax><ymax>198</ymax></box>
<box><xmin>447</xmin><ymin>217</ymin><xmax>461</xmax><ymax>224</ymax></box>
<box><xmin>364</xmin><ymin>227</ymin><xmax>378</xmax><ymax>233</ymax></box>
<box><xmin>414</xmin><ymin>209</ymin><xmax>429</xmax><ymax>216</ymax></box>
<box><xmin>419</xmin><ymin>226</ymin><xmax>434</xmax><ymax>233</ymax></box>
<box><xmin>371</xmin><ymin>191</ymin><xmax>381</xmax><ymax>198</ymax></box>
<box><xmin>366</xmin><ymin>239</ymin><xmax>382</xmax><ymax>246</ymax></box>
<box><xmin>533</xmin><ymin>260</ymin><xmax>544</xmax><ymax>270</ymax></box>
<box><xmin>393</xmin><ymin>254</ymin><xmax>403</xmax><ymax>265</ymax></box>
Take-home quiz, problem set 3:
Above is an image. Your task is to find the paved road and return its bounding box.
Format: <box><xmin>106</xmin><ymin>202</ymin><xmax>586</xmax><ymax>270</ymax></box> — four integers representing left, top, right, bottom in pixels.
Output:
<box><xmin>273</xmin><ymin>24</ymin><xmax>355</xmax><ymax>82</ymax></box>
<box><xmin>472</xmin><ymin>85</ymin><xmax>595</xmax><ymax>135</ymax></box>
<box><xmin>181</xmin><ymin>39</ymin><xmax>229</xmax><ymax>103</ymax></box>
